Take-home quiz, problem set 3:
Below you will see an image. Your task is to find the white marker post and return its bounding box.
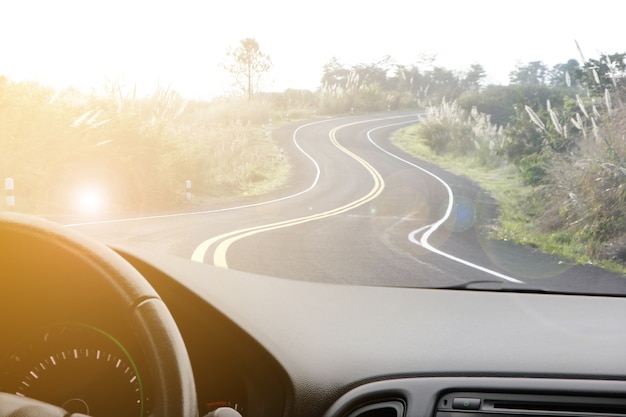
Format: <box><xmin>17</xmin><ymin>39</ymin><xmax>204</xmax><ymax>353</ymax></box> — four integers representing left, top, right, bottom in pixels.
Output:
<box><xmin>4</xmin><ymin>177</ymin><xmax>15</xmax><ymax>208</ymax></box>
<box><xmin>185</xmin><ymin>180</ymin><xmax>192</xmax><ymax>201</ymax></box>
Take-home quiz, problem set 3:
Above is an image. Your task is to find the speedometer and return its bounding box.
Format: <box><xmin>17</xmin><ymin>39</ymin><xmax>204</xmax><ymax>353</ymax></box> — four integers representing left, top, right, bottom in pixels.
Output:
<box><xmin>0</xmin><ymin>323</ymin><xmax>147</xmax><ymax>416</ymax></box>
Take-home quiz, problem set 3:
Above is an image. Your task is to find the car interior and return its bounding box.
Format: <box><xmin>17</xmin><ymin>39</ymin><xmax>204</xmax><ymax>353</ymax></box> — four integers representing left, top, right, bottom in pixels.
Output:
<box><xmin>2</xmin><ymin>212</ymin><xmax>626</xmax><ymax>417</ymax></box>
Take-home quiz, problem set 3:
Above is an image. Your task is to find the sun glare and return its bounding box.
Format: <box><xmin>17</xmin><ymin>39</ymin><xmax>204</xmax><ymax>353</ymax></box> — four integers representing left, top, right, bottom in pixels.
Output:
<box><xmin>75</xmin><ymin>186</ymin><xmax>107</xmax><ymax>215</ymax></box>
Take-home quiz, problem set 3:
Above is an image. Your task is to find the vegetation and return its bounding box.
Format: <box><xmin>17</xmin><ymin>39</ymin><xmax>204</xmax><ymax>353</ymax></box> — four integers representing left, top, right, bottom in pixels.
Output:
<box><xmin>0</xmin><ymin>79</ymin><xmax>291</xmax><ymax>216</ymax></box>
<box><xmin>4</xmin><ymin>40</ymin><xmax>626</xmax><ymax>271</ymax></box>
<box><xmin>394</xmin><ymin>50</ymin><xmax>626</xmax><ymax>270</ymax></box>
<box><xmin>318</xmin><ymin>56</ymin><xmax>486</xmax><ymax>113</ymax></box>
<box><xmin>411</xmin><ymin>100</ymin><xmax>506</xmax><ymax>168</ymax></box>
<box><xmin>222</xmin><ymin>38</ymin><xmax>272</xmax><ymax>101</ymax></box>
<box><xmin>3</xmin><ymin>46</ymin><xmax>464</xmax><ymax>217</ymax></box>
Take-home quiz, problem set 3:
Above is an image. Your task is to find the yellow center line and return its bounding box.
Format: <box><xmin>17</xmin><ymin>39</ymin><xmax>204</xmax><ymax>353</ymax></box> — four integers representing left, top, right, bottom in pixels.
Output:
<box><xmin>191</xmin><ymin>115</ymin><xmax>408</xmax><ymax>266</ymax></box>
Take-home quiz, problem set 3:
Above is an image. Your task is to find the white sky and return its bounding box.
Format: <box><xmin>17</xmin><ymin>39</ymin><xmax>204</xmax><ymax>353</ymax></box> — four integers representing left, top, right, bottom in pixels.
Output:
<box><xmin>0</xmin><ymin>0</ymin><xmax>623</xmax><ymax>100</ymax></box>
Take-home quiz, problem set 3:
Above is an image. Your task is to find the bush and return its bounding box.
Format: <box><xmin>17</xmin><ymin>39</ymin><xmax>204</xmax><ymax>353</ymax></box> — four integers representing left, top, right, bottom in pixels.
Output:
<box><xmin>417</xmin><ymin>100</ymin><xmax>474</xmax><ymax>155</ymax></box>
<box><xmin>516</xmin><ymin>153</ymin><xmax>549</xmax><ymax>186</ymax></box>
<box><xmin>532</xmin><ymin>157</ymin><xmax>626</xmax><ymax>259</ymax></box>
<box><xmin>0</xmin><ymin>79</ymin><xmax>289</xmax><ymax>216</ymax></box>
<box><xmin>416</xmin><ymin>100</ymin><xmax>507</xmax><ymax>164</ymax></box>
<box><xmin>523</xmin><ymin>78</ymin><xmax>626</xmax><ymax>261</ymax></box>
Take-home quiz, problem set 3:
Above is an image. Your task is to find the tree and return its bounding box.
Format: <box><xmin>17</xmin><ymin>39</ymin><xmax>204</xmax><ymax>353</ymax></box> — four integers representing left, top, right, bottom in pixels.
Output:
<box><xmin>425</xmin><ymin>66</ymin><xmax>463</xmax><ymax>101</ymax></box>
<box><xmin>223</xmin><ymin>38</ymin><xmax>272</xmax><ymax>100</ymax></box>
<box><xmin>509</xmin><ymin>61</ymin><xmax>549</xmax><ymax>85</ymax></box>
<box><xmin>320</xmin><ymin>57</ymin><xmax>351</xmax><ymax>90</ymax></box>
<box><xmin>549</xmin><ymin>59</ymin><xmax>580</xmax><ymax>87</ymax></box>
<box><xmin>462</xmin><ymin>63</ymin><xmax>487</xmax><ymax>91</ymax></box>
<box><xmin>393</xmin><ymin>64</ymin><xmax>425</xmax><ymax>101</ymax></box>
<box><xmin>575</xmin><ymin>52</ymin><xmax>626</xmax><ymax>96</ymax></box>
<box><xmin>320</xmin><ymin>56</ymin><xmax>394</xmax><ymax>92</ymax></box>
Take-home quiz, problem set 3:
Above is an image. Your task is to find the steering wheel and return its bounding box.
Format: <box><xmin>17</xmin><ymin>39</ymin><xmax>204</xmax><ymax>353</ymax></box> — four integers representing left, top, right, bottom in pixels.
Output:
<box><xmin>0</xmin><ymin>213</ymin><xmax>198</xmax><ymax>417</ymax></box>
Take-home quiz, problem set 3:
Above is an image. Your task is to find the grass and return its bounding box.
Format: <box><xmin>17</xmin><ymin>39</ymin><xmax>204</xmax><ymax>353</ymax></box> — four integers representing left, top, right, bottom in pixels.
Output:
<box><xmin>0</xmin><ymin>79</ymin><xmax>293</xmax><ymax>217</ymax></box>
<box><xmin>392</xmin><ymin>125</ymin><xmax>626</xmax><ymax>275</ymax></box>
<box><xmin>393</xmin><ymin>124</ymin><xmax>530</xmax><ymax>233</ymax></box>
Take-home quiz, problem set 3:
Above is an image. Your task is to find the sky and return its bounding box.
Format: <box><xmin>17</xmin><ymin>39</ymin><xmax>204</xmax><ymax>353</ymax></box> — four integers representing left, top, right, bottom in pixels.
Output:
<box><xmin>1</xmin><ymin>0</ymin><xmax>624</xmax><ymax>100</ymax></box>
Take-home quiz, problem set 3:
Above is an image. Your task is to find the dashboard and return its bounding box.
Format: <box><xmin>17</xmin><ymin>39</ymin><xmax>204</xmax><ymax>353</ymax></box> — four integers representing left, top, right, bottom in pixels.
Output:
<box><xmin>3</xmin><ymin>213</ymin><xmax>626</xmax><ymax>417</ymax></box>
<box><xmin>0</xmin><ymin>322</ymin><xmax>147</xmax><ymax>415</ymax></box>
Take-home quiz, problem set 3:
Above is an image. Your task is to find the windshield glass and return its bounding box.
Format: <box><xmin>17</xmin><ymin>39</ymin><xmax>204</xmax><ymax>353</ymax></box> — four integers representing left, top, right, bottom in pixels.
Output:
<box><xmin>2</xmin><ymin>1</ymin><xmax>625</xmax><ymax>295</ymax></box>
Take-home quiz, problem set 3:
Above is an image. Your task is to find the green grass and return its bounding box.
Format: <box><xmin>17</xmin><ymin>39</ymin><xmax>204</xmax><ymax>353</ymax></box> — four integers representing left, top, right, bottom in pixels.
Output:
<box><xmin>392</xmin><ymin>126</ymin><xmax>626</xmax><ymax>274</ymax></box>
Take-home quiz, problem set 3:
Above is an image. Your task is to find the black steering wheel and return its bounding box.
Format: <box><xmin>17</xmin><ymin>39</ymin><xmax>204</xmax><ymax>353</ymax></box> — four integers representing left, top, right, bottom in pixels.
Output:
<box><xmin>0</xmin><ymin>213</ymin><xmax>198</xmax><ymax>417</ymax></box>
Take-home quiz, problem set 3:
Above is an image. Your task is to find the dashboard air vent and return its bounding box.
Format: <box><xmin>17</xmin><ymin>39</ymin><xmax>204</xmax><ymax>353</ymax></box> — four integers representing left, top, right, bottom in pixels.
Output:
<box><xmin>437</xmin><ymin>392</ymin><xmax>626</xmax><ymax>417</ymax></box>
<box><xmin>346</xmin><ymin>400</ymin><xmax>405</xmax><ymax>417</ymax></box>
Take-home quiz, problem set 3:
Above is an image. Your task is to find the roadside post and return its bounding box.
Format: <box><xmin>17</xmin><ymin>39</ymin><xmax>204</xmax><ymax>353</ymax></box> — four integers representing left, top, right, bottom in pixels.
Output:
<box><xmin>4</xmin><ymin>177</ymin><xmax>15</xmax><ymax>209</ymax></box>
<box><xmin>185</xmin><ymin>180</ymin><xmax>192</xmax><ymax>201</ymax></box>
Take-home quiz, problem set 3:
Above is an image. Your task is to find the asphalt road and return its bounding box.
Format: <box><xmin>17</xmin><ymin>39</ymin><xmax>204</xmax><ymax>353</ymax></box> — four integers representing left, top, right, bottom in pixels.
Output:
<box><xmin>68</xmin><ymin>112</ymin><xmax>626</xmax><ymax>294</ymax></box>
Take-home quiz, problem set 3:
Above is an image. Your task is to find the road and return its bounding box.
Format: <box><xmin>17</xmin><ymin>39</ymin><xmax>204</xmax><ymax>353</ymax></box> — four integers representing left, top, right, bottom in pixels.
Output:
<box><xmin>68</xmin><ymin>112</ymin><xmax>626</xmax><ymax>294</ymax></box>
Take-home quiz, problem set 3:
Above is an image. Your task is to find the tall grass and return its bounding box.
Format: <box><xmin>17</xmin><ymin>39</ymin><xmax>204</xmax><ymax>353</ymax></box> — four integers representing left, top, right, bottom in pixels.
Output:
<box><xmin>413</xmin><ymin>100</ymin><xmax>507</xmax><ymax>167</ymax></box>
<box><xmin>0</xmin><ymin>79</ymin><xmax>289</xmax><ymax>216</ymax></box>
<box><xmin>467</xmin><ymin>51</ymin><xmax>626</xmax><ymax>267</ymax></box>
<box><xmin>318</xmin><ymin>72</ymin><xmax>403</xmax><ymax>114</ymax></box>
<box><xmin>526</xmin><ymin>72</ymin><xmax>626</xmax><ymax>262</ymax></box>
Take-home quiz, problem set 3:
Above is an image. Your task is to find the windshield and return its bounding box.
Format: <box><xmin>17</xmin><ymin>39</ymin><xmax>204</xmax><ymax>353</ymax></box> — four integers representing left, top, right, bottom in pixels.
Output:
<box><xmin>2</xmin><ymin>1</ymin><xmax>625</xmax><ymax>296</ymax></box>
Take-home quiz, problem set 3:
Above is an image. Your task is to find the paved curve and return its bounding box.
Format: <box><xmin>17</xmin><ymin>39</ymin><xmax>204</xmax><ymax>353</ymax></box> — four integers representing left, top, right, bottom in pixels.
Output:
<box><xmin>68</xmin><ymin>113</ymin><xmax>626</xmax><ymax>294</ymax></box>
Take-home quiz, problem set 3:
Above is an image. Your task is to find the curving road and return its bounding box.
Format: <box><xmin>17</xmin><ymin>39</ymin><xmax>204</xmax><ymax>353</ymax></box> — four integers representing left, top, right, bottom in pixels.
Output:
<box><xmin>68</xmin><ymin>113</ymin><xmax>626</xmax><ymax>294</ymax></box>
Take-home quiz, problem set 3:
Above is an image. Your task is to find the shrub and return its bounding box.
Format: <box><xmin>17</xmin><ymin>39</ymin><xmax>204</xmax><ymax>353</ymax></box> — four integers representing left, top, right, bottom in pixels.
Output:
<box><xmin>0</xmin><ymin>79</ymin><xmax>289</xmax><ymax>215</ymax></box>
<box><xmin>416</xmin><ymin>100</ymin><xmax>507</xmax><ymax>165</ymax></box>
<box><xmin>517</xmin><ymin>153</ymin><xmax>549</xmax><ymax>186</ymax></box>
<box><xmin>520</xmin><ymin>52</ymin><xmax>626</xmax><ymax>262</ymax></box>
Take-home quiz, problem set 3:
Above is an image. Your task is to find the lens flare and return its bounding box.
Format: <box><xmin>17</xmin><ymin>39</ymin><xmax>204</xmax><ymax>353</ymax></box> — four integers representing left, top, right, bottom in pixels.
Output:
<box><xmin>75</xmin><ymin>186</ymin><xmax>106</xmax><ymax>215</ymax></box>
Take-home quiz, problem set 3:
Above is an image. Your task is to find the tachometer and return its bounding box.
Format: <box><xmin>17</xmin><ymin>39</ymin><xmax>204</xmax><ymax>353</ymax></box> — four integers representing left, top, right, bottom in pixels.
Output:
<box><xmin>0</xmin><ymin>323</ymin><xmax>147</xmax><ymax>416</ymax></box>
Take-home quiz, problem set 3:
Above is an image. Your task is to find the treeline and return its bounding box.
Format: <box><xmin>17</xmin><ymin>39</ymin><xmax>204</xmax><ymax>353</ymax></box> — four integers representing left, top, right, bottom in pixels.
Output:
<box><xmin>316</xmin><ymin>56</ymin><xmax>486</xmax><ymax>112</ymax></box>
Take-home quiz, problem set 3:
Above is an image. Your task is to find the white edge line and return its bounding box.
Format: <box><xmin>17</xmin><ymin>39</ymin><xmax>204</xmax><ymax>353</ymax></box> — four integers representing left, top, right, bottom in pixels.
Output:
<box><xmin>367</xmin><ymin>120</ymin><xmax>526</xmax><ymax>284</ymax></box>
<box><xmin>63</xmin><ymin>117</ymin><xmax>339</xmax><ymax>228</ymax></box>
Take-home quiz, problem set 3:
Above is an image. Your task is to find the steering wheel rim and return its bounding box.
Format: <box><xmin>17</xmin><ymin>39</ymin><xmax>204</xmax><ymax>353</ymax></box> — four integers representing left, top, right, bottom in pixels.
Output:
<box><xmin>0</xmin><ymin>212</ymin><xmax>198</xmax><ymax>417</ymax></box>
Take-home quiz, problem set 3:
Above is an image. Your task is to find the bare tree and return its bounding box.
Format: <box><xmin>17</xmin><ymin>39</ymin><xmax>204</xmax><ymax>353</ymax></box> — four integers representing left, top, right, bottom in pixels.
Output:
<box><xmin>223</xmin><ymin>38</ymin><xmax>272</xmax><ymax>100</ymax></box>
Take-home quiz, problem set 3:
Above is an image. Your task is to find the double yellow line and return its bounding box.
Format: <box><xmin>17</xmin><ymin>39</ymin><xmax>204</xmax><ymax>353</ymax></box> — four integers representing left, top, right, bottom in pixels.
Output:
<box><xmin>190</xmin><ymin>118</ymin><xmax>389</xmax><ymax>267</ymax></box>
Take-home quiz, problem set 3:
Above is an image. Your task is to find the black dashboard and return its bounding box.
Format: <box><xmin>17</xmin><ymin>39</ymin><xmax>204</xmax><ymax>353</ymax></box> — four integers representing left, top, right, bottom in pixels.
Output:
<box><xmin>119</xmin><ymin>245</ymin><xmax>626</xmax><ymax>417</ymax></box>
<box><xmin>3</xmin><ymin>213</ymin><xmax>626</xmax><ymax>417</ymax></box>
